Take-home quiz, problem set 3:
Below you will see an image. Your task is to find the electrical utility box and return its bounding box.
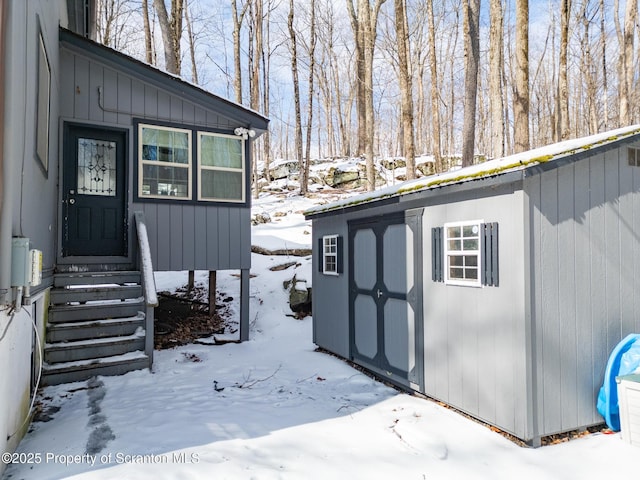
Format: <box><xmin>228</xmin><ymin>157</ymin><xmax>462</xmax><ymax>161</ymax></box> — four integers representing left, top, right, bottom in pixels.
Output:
<box><xmin>11</xmin><ymin>238</ymin><xmax>43</xmax><ymax>287</ymax></box>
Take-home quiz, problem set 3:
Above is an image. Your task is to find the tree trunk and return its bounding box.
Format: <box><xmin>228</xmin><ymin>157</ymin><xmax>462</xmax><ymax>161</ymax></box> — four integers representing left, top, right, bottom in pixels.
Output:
<box><xmin>462</xmin><ymin>0</ymin><xmax>480</xmax><ymax>167</ymax></box>
<box><xmin>394</xmin><ymin>0</ymin><xmax>415</xmax><ymax>179</ymax></box>
<box><xmin>615</xmin><ymin>0</ymin><xmax>637</xmax><ymax>125</ymax></box>
<box><xmin>184</xmin><ymin>0</ymin><xmax>198</xmax><ymax>84</ymax></box>
<box><xmin>489</xmin><ymin>0</ymin><xmax>504</xmax><ymax>159</ymax></box>
<box><xmin>250</xmin><ymin>0</ymin><xmax>263</xmax><ymax>199</ymax></box>
<box><xmin>288</xmin><ymin>0</ymin><xmax>304</xmax><ymax>195</ymax></box>
<box><xmin>231</xmin><ymin>0</ymin><xmax>249</xmax><ymax>104</ymax></box>
<box><xmin>426</xmin><ymin>0</ymin><xmax>443</xmax><ymax>172</ymax></box>
<box><xmin>142</xmin><ymin>0</ymin><xmax>154</xmax><ymax>64</ymax></box>
<box><xmin>153</xmin><ymin>0</ymin><xmax>182</xmax><ymax>75</ymax></box>
<box><xmin>346</xmin><ymin>0</ymin><xmax>367</xmax><ymax>157</ymax></box>
<box><xmin>600</xmin><ymin>0</ymin><xmax>608</xmax><ymax>130</ymax></box>
<box><xmin>558</xmin><ymin>0</ymin><xmax>570</xmax><ymax>140</ymax></box>
<box><xmin>514</xmin><ymin>0</ymin><xmax>530</xmax><ymax>153</ymax></box>
<box><xmin>303</xmin><ymin>0</ymin><xmax>317</xmax><ymax>194</ymax></box>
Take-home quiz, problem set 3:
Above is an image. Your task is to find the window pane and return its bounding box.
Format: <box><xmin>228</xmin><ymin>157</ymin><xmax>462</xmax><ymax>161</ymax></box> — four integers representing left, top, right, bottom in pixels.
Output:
<box><xmin>77</xmin><ymin>138</ymin><xmax>116</xmax><ymax>197</ymax></box>
<box><xmin>325</xmin><ymin>256</ymin><xmax>337</xmax><ymax>272</ymax></box>
<box><xmin>449</xmin><ymin>267</ymin><xmax>464</xmax><ymax>279</ymax></box>
<box><xmin>465</xmin><ymin>267</ymin><xmax>478</xmax><ymax>280</ymax></box>
<box><xmin>465</xmin><ymin>255</ymin><xmax>478</xmax><ymax>267</ymax></box>
<box><xmin>450</xmin><ymin>255</ymin><xmax>464</xmax><ymax>267</ymax></box>
<box><xmin>324</xmin><ymin>237</ymin><xmax>337</xmax><ymax>253</ymax></box>
<box><xmin>142</xmin><ymin>127</ymin><xmax>189</xmax><ymax>164</ymax></box>
<box><xmin>463</xmin><ymin>239</ymin><xmax>479</xmax><ymax>250</ymax></box>
<box><xmin>448</xmin><ymin>239</ymin><xmax>461</xmax><ymax>251</ymax></box>
<box><xmin>201</xmin><ymin>169</ymin><xmax>243</xmax><ymax>200</ymax></box>
<box><xmin>142</xmin><ymin>164</ymin><xmax>189</xmax><ymax>197</ymax></box>
<box><xmin>447</xmin><ymin>226</ymin><xmax>460</xmax><ymax>238</ymax></box>
<box><xmin>463</xmin><ymin>224</ymin><xmax>479</xmax><ymax>237</ymax></box>
<box><xmin>200</xmin><ymin>134</ymin><xmax>243</xmax><ymax>169</ymax></box>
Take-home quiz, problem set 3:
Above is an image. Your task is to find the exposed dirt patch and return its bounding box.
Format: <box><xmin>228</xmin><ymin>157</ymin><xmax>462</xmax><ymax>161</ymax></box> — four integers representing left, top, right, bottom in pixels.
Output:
<box><xmin>154</xmin><ymin>284</ymin><xmax>234</xmax><ymax>349</ymax></box>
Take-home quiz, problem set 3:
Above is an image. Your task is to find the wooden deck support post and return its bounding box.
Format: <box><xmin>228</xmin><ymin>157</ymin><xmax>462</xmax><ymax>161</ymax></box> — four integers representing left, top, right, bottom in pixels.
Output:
<box><xmin>240</xmin><ymin>268</ymin><xmax>249</xmax><ymax>342</ymax></box>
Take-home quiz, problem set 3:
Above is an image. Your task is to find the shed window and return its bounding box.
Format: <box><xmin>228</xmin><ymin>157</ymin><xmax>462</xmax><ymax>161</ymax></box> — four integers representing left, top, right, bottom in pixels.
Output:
<box><xmin>629</xmin><ymin>147</ymin><xmax>640</xmax><ymax>167</ymax></box>
<box><xmin>445</xmin><ymin>221</ymin><xmax>482</xmax><ymax>286</ymax></box>
<box><xmin>432</xmin><ymin>221</ymin><xmax>499</xmax><ymax>287</ymax></box>
<box><xmin>198</xmin><ymin>132</ymin><xmax>245</xmax><ymax>202</ymax></box>
<box><xmin>319</xmin><ymin>235</ymin><xmax>343</xmax><ymax>275</ymax></box>
<box><xmin>139</xmin><ymin>124</ymin><xmax>191</xmax><ymax>199</ymax></box>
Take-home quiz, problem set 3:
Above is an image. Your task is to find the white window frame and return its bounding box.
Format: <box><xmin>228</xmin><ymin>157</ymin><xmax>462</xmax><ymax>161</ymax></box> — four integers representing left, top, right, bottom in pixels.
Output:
<box><xmin>197</xmin><ymin>131</ymin><xmax>245</xmax><ymax>203</ymax></box>
<box><xmin>322</xmin><ymin>235</ymin><xmax>339</xmax><ymax>276</ymax></box>
<box><xmin>444</xmin><ymin>220</ymin><xmax>483</xmax><ymax>287</ymax></box>
<box><xmin>138</xmin><ymin>123</ymin><xmax>192</xmax><ymax>200</ymax></box>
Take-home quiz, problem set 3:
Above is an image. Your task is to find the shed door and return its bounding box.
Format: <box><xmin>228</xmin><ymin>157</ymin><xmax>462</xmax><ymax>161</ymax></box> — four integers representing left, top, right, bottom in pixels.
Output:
<box><xmin>62</xmin><ymin>125</ymin><xmax>127</xmax><ymax>257</ymax></box>
<box><xmin>348</xmin><ymin>210</ymin><xmax>424</xmax><ymax>390</ymax></box>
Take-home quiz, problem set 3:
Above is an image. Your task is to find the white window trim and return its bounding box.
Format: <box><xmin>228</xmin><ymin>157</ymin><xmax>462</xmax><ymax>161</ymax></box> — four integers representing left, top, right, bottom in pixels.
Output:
<box><xmin>444</xmin><ymin>219</ymin><xmax>483</xmax><ymax>287</ymax></box>
<box><xmin>138</xmin><ymin>123</ymin><xmax>192</xmax><ymax>200</ymax></box>
<box><xmin>322</xmin><ymin>235</ymin><xmax>339</xmax><ymax>276</ymax></box>
<box><xmin>197</xmin><ymin>131</ymin><xmax>245</xmax><ymax>203</ymax></box>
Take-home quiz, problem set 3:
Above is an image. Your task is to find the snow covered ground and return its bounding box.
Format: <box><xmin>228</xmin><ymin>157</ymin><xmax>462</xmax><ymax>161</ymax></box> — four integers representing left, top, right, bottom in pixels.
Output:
<box><xmin>3</xmin><ymin>192</ymin><xmax>639</xmax><ymax>480</ymax></box>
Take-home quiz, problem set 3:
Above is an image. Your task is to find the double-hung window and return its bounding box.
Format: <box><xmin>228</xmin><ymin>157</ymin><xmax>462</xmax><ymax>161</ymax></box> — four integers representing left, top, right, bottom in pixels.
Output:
<box><xmin>139</xmin><ymin>124</ymin><xmax>191</xmax><ymax>199</ymax></box>
<box><xmin>444</xmin><ymin>220</ymin><xmax>482</xmax><ymax>286</ymax></box>
<box><xmin>198</xmin><ymin>132</ymin><xmax>245</xmax><ymax>202</ymax></box>
<box><xmin>319</xmin><ymin>234</ymin><xmax>345</xmax><ymax>275</ymax></box>
<box><xmin>432</xmin><ymin>220</ymin><xmax>499</xmax><ymax>287</ymax></box>
<box><xmin>137</xmin><ymin>121</ymin><xmax>248</xmax><ymax>204</ymax></box>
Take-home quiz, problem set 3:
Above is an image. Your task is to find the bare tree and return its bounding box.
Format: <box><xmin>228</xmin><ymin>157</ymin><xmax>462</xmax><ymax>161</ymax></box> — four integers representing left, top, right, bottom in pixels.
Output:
<box><xmin>231</xmin><ymin>0</ymin><xmax>250</xmax><ymax>103</ymax></box>
<box><xmin>489</xmin><ymin>0</ymin><xmax>504</xmax><ymax>158</ymax></box>
<box><xmin>514</xmin><ymin>0</ymin><xmax>530</xmax><ymax>152</ymax></box>
<box><xmin>303</xmin><ymin>0</ymin><xmax>318</xmax><ymax>194</ymax></box>
<box><xmin>614</xmin><ymin>0</ymin><xmax>637</xmax><ymax>126</ymax></box>
<box><xmin>394</xmin><ymin>0</ymin><xmax>416</xmax><ymax>179</ymax></box>
<box><xmin>142</xmin><ymin>0</ymin><xmax>154</xmax><ymax>64</ymax></box>
<box><xmin>426</xmin><ymin>0</ymin><xmax>443</xmax><ymax>172</ymax></box>
<box><xmin>288</xmin><ymin>0</ymin><xmax>304</xmax><ymax>194</ymax></box>
<box><xmin>184</xmin><ymin>0</ymin><xmax>199</xmax><ymax>84</ymax></box>
<box><xmin>347</xmin><ymin>0</ymin><xmax>387</xmax><ymax>191</ymax></box>
<box><xmin>558</xmin><ymin>0</ymin><xmax>570</xmax><ymax>140</ymax></box>
<box><xmin>461</xmin><ymin>0</ymin><xmax>480</xmax><ymax>167</ymax></box>
<box><xmin>153</xmin><ymin>0</ymin><xmax>183</xmax><ymax>75</ymax></box>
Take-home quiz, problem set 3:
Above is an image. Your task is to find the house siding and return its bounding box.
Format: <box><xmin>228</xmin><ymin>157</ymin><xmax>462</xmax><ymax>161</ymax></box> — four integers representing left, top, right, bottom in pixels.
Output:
<box><xmin>420</xmin><ymin>185</ymin><xmax>530</xmax><ymax>440</ymax></box>
<box><xmin>1</xmin><ymin>1</ymin><xmax>67</xmax><ymax>473</ymax></box>
<box><xmin>59</xmin><ymin>46</ymin><xmax>250</xmax><ymax>271</ymax></box>
<box><xmin>525</xmin><ymin>142</ymin><xmax>640</xmax><ymax>437</ymax></box>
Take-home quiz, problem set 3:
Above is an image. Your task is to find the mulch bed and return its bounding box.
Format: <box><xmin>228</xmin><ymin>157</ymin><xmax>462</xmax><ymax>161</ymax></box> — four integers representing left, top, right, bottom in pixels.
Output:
<box><xmin>154</xmin><ymin>284</ymin><xmax>232</xmax><ymax>349</ymax></box>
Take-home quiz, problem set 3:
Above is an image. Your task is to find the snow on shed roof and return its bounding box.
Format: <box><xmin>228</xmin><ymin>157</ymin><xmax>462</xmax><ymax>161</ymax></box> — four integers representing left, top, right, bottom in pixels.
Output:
<box><xmin>305</xmin><ymin>125</ymin><xmax>640</xmax><ymax>217</ymax></box>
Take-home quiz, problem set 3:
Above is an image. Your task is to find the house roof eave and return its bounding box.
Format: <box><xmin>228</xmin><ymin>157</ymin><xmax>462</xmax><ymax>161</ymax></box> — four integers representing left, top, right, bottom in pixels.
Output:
<box><xmin>59</xmin><ymin>27</ymin><xmax>269</xmax><ymax>134</ymax></box>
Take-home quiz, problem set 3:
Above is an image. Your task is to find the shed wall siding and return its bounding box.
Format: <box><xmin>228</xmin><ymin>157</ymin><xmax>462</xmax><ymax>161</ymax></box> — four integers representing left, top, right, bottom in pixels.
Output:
<box><xmin>525</xmin><ymin>143</ymin><xmax>640</xmax><ymax>437</ymax></box>
<box><xmin>59</xmin><ymin>49</ymin><xmax>250</xmax><ymax>270</ymax></box>
<box><xmin>421</xmin><ymin>188</ymin><xmax>530</xmax><ymax>439</ymax></box>
<box><xmin>311</xmin><ymin>217</ymin><xmax>351</xmax><ymax>358</ymax></box>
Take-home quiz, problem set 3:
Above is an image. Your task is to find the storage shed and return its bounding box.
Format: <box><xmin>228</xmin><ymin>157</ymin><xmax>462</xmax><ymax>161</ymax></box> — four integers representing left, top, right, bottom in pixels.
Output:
<box><xmin>305</xmin><ymin>126</ymin><xmax>640</xmax><ymax>445</ymax></box>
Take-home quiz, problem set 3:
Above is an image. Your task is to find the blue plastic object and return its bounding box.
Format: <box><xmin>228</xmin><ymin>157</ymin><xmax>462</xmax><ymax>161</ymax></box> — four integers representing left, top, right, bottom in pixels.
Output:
<box><xmin>596</xmin><ymin>333</ymin><xmax>640</xmax><ymax>431</ymax></box>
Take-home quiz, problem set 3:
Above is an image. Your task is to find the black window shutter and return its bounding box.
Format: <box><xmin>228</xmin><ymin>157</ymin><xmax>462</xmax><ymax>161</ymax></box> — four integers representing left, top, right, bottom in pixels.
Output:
<box><xmin>317</xmin><ymin>237</ymin><xmax>324</xmax><ymax>273</ymax></box>
<box><xmin>481</xmin><ymin>223</ymin><xmax>499</xmax><ymax>287</ymax></box>
<box><xmin>432</xmin><ymin>227</ymin><xmax>444</xmax><ymax>282</ymax></box>
<box><xmin>336</xmin><ymin>235</ymin><xmax>344</xmax><ymax>274</ymax></box>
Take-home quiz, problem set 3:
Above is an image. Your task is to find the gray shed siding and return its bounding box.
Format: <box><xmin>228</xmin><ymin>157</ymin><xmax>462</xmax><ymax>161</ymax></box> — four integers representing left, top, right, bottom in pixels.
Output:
<box><xmin>525</xmin><ymin>142</ymin><xmax>640</xmax><ymax>437</ymax></box>
<box><xmin>421</xmin><ymin>185</ymin><xmax>530</xmax><ymax>440</ymax></box>
<box><xmin>312</xmin><ymin>216</ymin><xmax>350</xmax><ymax>358</ymax></box>
<box><xmin>58</xmin><ymin>46</ymin><xmax>251</xmax><ymax>270</ymax></box>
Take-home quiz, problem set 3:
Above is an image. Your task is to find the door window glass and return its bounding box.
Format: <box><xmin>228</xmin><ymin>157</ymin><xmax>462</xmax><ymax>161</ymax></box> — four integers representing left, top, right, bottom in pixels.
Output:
<box><xmin>77</xmin><ymin>138</ymin><xmax>117</xmax><ymax>196</ymax></box>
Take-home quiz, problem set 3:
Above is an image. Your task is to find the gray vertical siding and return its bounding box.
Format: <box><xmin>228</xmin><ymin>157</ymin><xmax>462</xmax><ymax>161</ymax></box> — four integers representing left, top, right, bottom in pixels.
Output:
<box><xmin>421</xmin><ymin>186</ymin><xmax>530</xmax><ymax>440</ymax></box>
<box><xmin>59</xmin><ymin>47</ymin><xmax>250</xmax><ymax>271</ymax></box>
<box><xmin>525</xmin><ymin>143</ymin><xmax>640</xmax><ymax>437</ymax></box>
<box><xmin>311</xmin><ymin>216</ymin><xmax>350</xmax><ymax>358</ymax></box>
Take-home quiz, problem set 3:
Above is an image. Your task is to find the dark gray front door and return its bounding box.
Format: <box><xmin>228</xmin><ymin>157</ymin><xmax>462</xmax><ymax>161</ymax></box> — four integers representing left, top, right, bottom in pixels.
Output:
<box><xmin>62</xmin><ymin>124</ymin><xmax>127</xmax><ymax>257</ymax></box>
<box><xmin>348</xmin><ymin>210</ymin><xmax>424</xmax><ymax>390</ymax></box>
